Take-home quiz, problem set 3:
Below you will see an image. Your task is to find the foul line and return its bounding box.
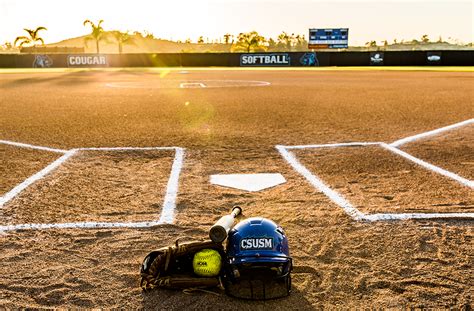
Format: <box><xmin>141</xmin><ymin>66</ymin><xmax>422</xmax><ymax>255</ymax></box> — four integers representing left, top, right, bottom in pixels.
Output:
<box><xmin>390</xmin><ymin>118</ymin><xmax>474</xmax><ymax>147</ymax></box>
<box><xmin>0</xmin><ymin>140</ymin><xmax>67</xmax><ymax>153</ymax></box>
<box><xmin>0</xmin><ymin>146</ymin><xmax>185</xmax><ymax>232</ymax></box>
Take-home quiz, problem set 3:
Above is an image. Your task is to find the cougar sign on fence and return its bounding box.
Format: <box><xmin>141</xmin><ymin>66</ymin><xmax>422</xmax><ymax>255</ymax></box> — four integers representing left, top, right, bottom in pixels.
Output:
<box><xmin>67</xmin><ymin>54</ymin><xmax>108</xmax><ymax>67</ymax></box>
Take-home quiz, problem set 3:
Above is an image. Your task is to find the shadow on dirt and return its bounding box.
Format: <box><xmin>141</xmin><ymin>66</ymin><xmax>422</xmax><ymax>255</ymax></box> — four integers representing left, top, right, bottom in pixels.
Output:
<box><xmin>0</xmin><ymin>70</ymin><xmax>159</xmax><ymax>88</ymax></box>
<box><xmin>140</xmin><ymin>286</ymin><xmax>316</xmax><ymax>311</ymax></box>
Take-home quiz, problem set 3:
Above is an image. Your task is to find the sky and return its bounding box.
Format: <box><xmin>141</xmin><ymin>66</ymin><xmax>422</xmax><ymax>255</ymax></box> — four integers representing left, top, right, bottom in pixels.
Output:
<box><xmin>0</xmin><ymin>0</ymin><xmax>472</xmax><ymax>46</ymax></box>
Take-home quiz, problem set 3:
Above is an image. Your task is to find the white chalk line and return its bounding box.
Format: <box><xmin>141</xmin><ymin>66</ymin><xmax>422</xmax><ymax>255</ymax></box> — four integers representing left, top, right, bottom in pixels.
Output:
<box><xmin>276</xmin><ymin>145</ymin><xmax>365</xmax><ymax>221</ymax></box>
<box><xmin>363</xmin><ymin>212</ymin><xmax>474</xmax><ymax>221</ymax></box>
<box><xmin>0</xmin><ymin>150</ymin><xmax>77</xmax><ymax>207</ymax></box>
<box><xmin>284</xmin><ymin>142</ymin><xmax>380</xmax><ymax>150</ymax></box>
<box><xmin>0</xmin><ymin>146</ymin><xmax>185</xmax><ymax>232</ymax></box>
<box><xmin>277</xmin><ymin>139</ymin><xmax>474</xmax><ymax>221</ymax></box>
<box><xmin>79</xmin><ymin>146</ymin><xmax>178</xmax><ymax>151</ymax></box>
<box><xmin>390</xmin><ymin>118</ymin><xmax>474</xmax><ymax>147</ymax></box>
<box><xmin>106</xmin><ymin>80</ymin><xmax>271</xmax><ymax>89</ymax></box>
<box><xmin>159</xmin><ymin>147</ymin><xmax>185</xmax><ymax>224</ymax></box>
<box><xmin>0</xmin><ymin>140</ymin><xmax>67</xmax><ymax>153</ymax></box>
<box><xmin>181</xmin><ymin>80</ymin><xmax>271</xmax><ymax>88</ymax></box>
<box><xmin>0</xmin><ymin>221</ymin><xmax>166</xmax><ymax>232</ymax></box>
<box><xmin>179</xmin><ymin>82</ymin><xmax>207</xmax><ymax>88</ymax></box>
<box><xmin>381</xmin><ymin>143</ymin><xmax>473</xmax><ymax>189</ymax></box>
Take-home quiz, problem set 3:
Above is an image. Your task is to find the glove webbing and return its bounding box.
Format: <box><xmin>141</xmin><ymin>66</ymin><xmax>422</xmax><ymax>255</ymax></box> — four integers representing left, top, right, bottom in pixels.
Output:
<box><xmin>140</xmin><ymin>239</ymin><xmax>223</xmax><ymax>291</ymax></box>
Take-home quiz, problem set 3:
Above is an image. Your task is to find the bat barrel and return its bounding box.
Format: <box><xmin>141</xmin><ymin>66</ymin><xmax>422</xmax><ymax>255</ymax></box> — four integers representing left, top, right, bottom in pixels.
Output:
<box><xmin>209</xmin><ymin>225</ymin><xmax>228</xmax><ymax>243</ymax></box>
<box><xmin>209</xmin><ymin>206</ymin><xmax>243</xmax><ymax>243</ymax></box>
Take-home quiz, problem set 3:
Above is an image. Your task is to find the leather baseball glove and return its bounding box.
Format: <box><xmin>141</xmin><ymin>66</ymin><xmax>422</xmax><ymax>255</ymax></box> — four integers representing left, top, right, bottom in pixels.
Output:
<box><xmin>140</xmin><ymin>239</ymin><xmax>224</xmax><ymax>291</ymax></box>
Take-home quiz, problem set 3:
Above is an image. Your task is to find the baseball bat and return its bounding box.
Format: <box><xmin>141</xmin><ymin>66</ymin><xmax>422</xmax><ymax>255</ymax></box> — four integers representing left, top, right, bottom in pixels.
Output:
<box><xmin>209</xmin><ymin>206</ymin><xmax>242</xmax><ymax>243</ymax></box>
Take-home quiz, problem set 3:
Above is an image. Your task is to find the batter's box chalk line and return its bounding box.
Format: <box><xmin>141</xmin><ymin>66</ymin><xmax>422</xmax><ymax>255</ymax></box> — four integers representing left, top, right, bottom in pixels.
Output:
<box><xmin>0</xmin><ymin>140</ymin><xmax>185</xmax><ymax>232</ymax></box>
<box><xmin>277</xmin><ymin>118</ymin><xmax>474</xmax><ymax>222</ymax></box>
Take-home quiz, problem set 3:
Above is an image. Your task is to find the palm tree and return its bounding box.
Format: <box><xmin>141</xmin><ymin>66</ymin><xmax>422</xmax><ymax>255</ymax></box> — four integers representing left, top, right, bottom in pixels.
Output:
<box><xmin>267</xmin><ymin>38</ymin><xmax>277</xmax><ymax>51</ymax></box>
<box><xmin>2</xmin><ymin>41</ymin><xmax>13</xmax><ymax>51</ymax></box>
<box><xmin>421</xmin><ymin>34</ymin><xmax>430</xmax><ymax>44</ymax></box>
<box><xmin>294</xmin><ymin>34</ymin><xmax>307</xmax><ymax>51</ymax></box>
<box><xmin>277</xmin><ymin>32</ymin><xmax>294</xmax><ymax>51</ymax></box>
<box><xmin>223</xmin><ymin>33</ymin><xmax>232</xmax><ymax>45</ymax></box>
<box><xmin>111</xmin><ymin>31</ymin><xmax>134</xmax><ymax>53</ymax></box>
<box><xmin>232</xmin><ymin>31</ymin><xmax>266</xmax><ymax>52</ymax></box>
<box><xmin>365</xmin><ymin>40</ymin><xmax>377</xmax><ymax>47</ymax></box>
<box><xmin>143</xmin><ymin>31</ymin><xmax>155</xmax><ymax>39</ymax></box>
<box><xmin>83</xmin><ymin>19</ymin><xmax>106</xmax><ymax>53</ymax></box>
<box><xmin>14</xmin><ymin>27</ymin><xmax>47</xmax><ymax>47</ymax></box>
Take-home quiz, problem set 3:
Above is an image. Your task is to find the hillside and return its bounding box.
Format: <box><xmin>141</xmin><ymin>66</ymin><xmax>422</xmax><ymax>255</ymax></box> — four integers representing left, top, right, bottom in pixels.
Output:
<box><xmin>46</xmin><ymin>36</ymin><xmax>474</xmax><ymax>53</ymax></box>
<box><xmin>46</xmin><ymin>33</ymin><xmax>232</xmax><ymax>53</ymax></box>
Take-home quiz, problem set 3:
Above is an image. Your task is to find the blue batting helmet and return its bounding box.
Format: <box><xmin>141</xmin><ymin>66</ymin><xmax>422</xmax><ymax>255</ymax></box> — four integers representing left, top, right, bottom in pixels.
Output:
<box><xmin>224</xmin><ymin>217</ymin><xmax>292</xmax><ymax>300</ymax></box>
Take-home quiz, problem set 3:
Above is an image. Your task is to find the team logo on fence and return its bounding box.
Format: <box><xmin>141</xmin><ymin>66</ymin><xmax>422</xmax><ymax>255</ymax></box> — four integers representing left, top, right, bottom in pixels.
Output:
<box><xmin>370</xmin><ymin>52</ymin><xmax>384</xmax><ymax>65</ymax></box>
<box><xmin>426</xmin><ymin>52</ymin><xmax>442</xmax><ymax>64</ymax></box>
<box><xmin>67</xmin><ymin>55</ymin><xmax>108</xmax><ymax>67</ymax></box>
<box><xmin>33</xmin><ymin>55</ymin><xmax>53</xmax><ymax>68</ymax></box>
<box><xmin>300</xmin><ymin>52</ymin><xmax>318</xmax><ymax>66</ymax></box>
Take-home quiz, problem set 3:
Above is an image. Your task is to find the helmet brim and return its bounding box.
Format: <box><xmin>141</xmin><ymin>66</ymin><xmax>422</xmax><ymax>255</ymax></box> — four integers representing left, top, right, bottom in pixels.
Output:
<box><xmin>231</xmin><ymin>256</ymin><xmax>291</xmax><ymax>265</ymax></box>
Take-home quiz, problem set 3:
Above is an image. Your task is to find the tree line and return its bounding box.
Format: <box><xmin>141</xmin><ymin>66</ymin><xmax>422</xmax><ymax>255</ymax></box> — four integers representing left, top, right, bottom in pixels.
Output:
<box><xmin>7</xmin><ymin>21</ymin><xmax>309</xmax><ymax>53</ymax></box>
<box><xmin>11</xmin><ymin>21</ymin><xmax>135</xmax><ymax>54</ymax></box>
<box><xmin>364</xmin><ymin>34</ymin><xmax>464</xmax><ymax>47</ymax></box>
<box><xmin>2</xmin><ymin>21</ymin><xmax>472</xmax><ymax>53</ymax></box>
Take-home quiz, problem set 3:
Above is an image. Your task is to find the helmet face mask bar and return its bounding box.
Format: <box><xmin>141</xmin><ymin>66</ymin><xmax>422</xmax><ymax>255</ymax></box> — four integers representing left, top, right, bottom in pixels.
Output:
<box><xmin>224</xmin><ymin>217</ymin><xmax>293</xmax><ymax>300</ymax></box>
<box><xmin>225</xmin><ymin>259</ymin><xmax>292</xmax><ymax>300</ymax></box>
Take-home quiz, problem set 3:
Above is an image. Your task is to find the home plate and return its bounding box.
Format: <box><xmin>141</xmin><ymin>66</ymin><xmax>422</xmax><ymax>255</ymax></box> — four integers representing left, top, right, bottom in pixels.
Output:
<box><xmin>210</xmin><ymin>173</ymin><xmax>286</xmax><ymax>192</ymax></box>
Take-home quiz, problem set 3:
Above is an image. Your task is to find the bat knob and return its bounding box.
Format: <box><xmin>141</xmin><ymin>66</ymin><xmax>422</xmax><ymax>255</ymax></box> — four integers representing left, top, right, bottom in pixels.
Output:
<box><xmin>232</xmin><ymin>205</ymin><xmax>242</xmax><ymax>215</ymax></box>
<box><xmin>209</xmin><ymin>225</ymin><xmax>227</xmax><ymax>243</ymax></box>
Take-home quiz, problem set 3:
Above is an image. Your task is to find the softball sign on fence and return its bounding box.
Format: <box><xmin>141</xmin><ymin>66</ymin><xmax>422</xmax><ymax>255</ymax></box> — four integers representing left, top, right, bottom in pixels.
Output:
<box><xmin>240</xmin><ymin>53</ymin><xmax>290</xmax><ymax>66</ymax></box>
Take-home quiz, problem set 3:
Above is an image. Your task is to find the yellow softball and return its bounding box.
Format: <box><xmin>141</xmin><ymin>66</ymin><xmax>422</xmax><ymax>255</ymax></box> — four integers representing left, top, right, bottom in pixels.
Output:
<box><xmin>193</xmin><ymin>249</ymin><xmax>222</xmax><ymax>277</ymax></box>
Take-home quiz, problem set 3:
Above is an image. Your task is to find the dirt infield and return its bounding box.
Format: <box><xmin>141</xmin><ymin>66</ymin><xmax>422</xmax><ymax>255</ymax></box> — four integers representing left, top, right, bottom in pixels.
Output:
<box><xmin>2</xmin><ymin>150</ymin><xmax>175</xmax><ymax>224</ymax></box>
<box><xmin>294</xmin><ymin>146</ymin><xmax>473</xmax><ymax>214</ymax></box>
<box><xmin>0</xmin><ymin>145</ymin><xmax>60</xmax><ymax>195</ymax></box>
<box><xmin>0</xmin><ymin>68</ymin><xmax>473</xmax><ymax>309</ymax></box>
<box><xmin>401</xmin><ymin>125</ymin><xmax>474</xmax><ymax>180</ymax></box>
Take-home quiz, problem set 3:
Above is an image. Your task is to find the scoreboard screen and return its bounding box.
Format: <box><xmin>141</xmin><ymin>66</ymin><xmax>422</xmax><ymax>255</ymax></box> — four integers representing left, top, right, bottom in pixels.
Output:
<box><xmin>308</xmin><ymin>28</ymin><xmax>349</xmax><ymax>49</ymax></box>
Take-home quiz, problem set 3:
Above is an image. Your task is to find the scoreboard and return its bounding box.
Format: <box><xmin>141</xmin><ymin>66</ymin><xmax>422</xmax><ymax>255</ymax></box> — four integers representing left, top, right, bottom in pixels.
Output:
<box><xmin>308</xmin><ymin>28</ymin><xmax>349</xmax><ymax>49</ymax></box>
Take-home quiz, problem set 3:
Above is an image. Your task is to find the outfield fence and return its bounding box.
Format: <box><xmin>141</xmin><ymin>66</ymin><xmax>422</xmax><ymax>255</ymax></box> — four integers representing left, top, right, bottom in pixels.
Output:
<box><xmin>0</xmin><ymin>51</ymin><xmax>472</xmax><ymax>68</ymax></box>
